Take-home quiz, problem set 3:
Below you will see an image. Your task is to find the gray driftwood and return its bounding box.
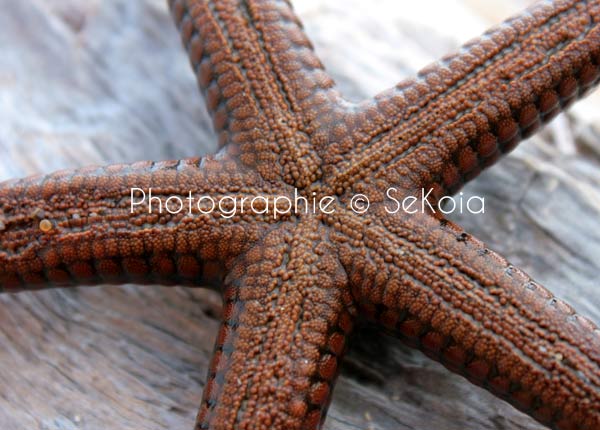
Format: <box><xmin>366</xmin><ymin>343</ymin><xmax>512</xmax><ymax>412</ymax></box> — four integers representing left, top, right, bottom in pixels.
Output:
<box><xmin>1</xmin><ymin>1</ymin><xmax>600</xmax><ymax>429</ymax></box>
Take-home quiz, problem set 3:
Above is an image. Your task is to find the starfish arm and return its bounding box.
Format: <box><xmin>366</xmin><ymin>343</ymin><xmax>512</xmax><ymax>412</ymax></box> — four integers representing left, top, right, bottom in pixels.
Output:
<box><xmin>337</xmin><ymin>208</ymin><xmax>600</xmax><ymax>430</ymax></box>
<box><xmin>197</xmin><ymin>221</ymin><xmax>354</xmax><ymax>430</ymax></box>
<box><xmin>168</xmin><ymin>0</ymin><xmax>340</xmax><ymax>186</ymax></box>
<box><xmin>325</xmin><ymin>0</ymin><xmax>600</xmax><ymax>197</ymax></box>
<box><xmin>0</xmin><ymin>156</ymin><xmax>268</xmax><ymax>291</ymax></box>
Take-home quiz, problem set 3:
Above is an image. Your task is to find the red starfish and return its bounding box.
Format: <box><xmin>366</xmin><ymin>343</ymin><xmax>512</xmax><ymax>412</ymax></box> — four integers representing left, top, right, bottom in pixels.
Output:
<box><xmin>1</xmin><ymin>0</ymin><xmax>600</xmax><ymax>429</ymax></box>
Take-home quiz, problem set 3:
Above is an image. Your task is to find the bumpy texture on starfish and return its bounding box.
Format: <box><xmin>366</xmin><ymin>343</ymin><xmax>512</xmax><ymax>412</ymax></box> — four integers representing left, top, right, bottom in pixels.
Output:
<box><xmin>1</xmin><ymin>0</ymin><xmax>600</xmax><ymax>429</ymax></box>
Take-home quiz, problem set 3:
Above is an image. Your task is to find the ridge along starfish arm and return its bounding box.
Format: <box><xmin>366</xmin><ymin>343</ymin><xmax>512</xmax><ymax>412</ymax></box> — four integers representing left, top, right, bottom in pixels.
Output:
<box><xmin>0</xmin><ymin>1</ymin><xmax>600</xmax><ymax>430</ymax></box>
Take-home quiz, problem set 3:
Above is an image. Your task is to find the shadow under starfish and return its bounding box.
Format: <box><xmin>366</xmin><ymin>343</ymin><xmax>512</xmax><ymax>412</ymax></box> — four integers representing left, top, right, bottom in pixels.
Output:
<box><xmin>1</xmin><ymin>0</ymin><xmax>600</xmax><ymax>429</ymax></box>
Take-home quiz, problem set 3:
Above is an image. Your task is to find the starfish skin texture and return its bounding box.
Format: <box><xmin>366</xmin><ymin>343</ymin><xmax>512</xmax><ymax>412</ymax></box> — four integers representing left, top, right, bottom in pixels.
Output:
<box><xmin>1</xmin><ymin>0</ymin><xmax>600</xmax><ymax>429</ymax></box>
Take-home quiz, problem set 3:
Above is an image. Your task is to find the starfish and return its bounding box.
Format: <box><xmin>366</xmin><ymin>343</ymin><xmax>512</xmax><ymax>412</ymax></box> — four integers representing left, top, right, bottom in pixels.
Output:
<box><xmin>1</xmin><ymin>0</ymin><xmax>600</xmax><ymax>429</ymax></box>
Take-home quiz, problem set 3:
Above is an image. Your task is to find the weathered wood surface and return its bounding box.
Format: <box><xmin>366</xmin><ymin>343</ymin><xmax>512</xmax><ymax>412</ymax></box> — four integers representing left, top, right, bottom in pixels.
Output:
<box><xmin>1</xmin><ymin>1</ymin><xmax>600</xmax><ymax>429</ymax></box>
